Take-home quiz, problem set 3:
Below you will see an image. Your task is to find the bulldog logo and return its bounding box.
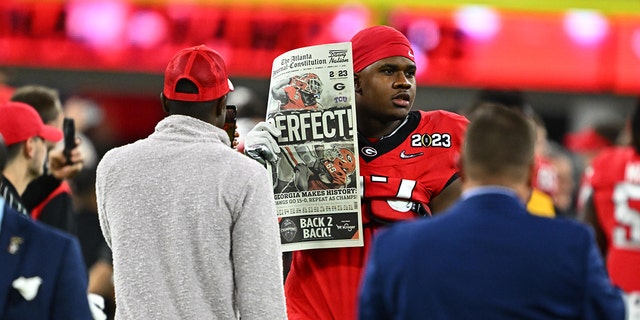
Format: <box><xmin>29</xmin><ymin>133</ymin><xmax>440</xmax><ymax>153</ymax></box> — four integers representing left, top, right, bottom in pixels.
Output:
<box><xmin>280</xmin><ymin>218</ymin><xmax>298</xmax><ymax>242</ymax></box>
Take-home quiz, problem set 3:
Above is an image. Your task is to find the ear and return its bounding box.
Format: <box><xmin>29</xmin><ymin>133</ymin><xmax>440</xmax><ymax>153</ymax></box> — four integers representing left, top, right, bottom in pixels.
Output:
<box><xmin>458</xmin><ymin>156</ymin><xmax>466</xmax><ymax>182</ymax></box>
<box><xmin>215</xmin><ymin>96</ymin><xmax>226</xmax><ymax>117</ymax></box>
<box><xmin>523</xmin><ymin>161</ymin><xmax>538</xmax><ymax>203</ymax></box>
<box><xmin>526</xmin><ymin>160</ymin><xmax>536</xmax><ymax>190</ymax></box>
<box><xmin>354</xmin><ymin>74</ymin><xmax>362</xmax><ymax>94</ymax></box>
<box><xmin>23</xmin><ymin>137</ymin><xmax>36</xmax><ymax>158</ymax></box>
<box><xmin>209</xmin><ymin>95</ymin><xmax>227</xmax><ymax>128</ymax></box>
<box><xmin>160</xmin><ymin>93</ymin><xmax>169</xmax><ymax>113</ymax></box>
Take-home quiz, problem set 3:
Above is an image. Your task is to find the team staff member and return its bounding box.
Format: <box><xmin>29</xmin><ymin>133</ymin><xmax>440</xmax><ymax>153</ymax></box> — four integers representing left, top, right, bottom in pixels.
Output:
<box><xmin>11</xmin><ymin>85</ymin><xmax>84</xmax><ymax>233</ymax></box>
<box><xmin>96</xmin><ymin>45</ymin><xmax>286</xmax><ymax>319</ymax></box>
<box><xmin>246</xmin><ymin>25</ymin><xmax>468</xmax><ymax>320</ymax></box>
<box><xmin>0</xmin><ymin>102</ymin><xmax>64</xmax><ymax>216</ymax></box>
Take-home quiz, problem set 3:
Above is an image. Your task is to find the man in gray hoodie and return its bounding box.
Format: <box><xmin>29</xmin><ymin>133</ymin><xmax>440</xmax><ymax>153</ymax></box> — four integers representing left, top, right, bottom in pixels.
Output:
<box><xmin>96</xmin><ymin>45</ymin><xmax>286</xmax><ymax>320</ymax></box>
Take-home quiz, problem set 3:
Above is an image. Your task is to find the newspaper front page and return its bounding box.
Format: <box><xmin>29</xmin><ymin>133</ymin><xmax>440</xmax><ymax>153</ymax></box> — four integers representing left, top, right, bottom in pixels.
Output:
<box><xmin>265</xmin><ymin>42</ymin><xmax>363</xmax><ymax>252</ymax></box>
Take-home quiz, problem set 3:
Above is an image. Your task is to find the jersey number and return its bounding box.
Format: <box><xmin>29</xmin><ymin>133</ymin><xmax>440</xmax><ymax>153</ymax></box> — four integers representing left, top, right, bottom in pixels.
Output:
<box><xmin>411</xmin><ymin>133</ymin><xmax>451</xmax><ymax>148</ymax></box>
<box><xmin>612</xmin><ymin>183</ymin><xmax>640</xmax><ymax>248</ymax></box>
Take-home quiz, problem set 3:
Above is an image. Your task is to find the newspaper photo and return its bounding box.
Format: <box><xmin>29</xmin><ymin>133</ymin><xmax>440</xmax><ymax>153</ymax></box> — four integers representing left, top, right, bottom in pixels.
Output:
<box><xmin>265</xmin><ymin>42</ymin><xmax>363</xmax><ymax>252</ymax></box>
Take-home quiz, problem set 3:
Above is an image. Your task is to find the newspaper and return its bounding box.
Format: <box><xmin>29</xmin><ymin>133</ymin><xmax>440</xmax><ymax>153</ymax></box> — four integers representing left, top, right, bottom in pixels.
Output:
<box><xmin>265</xmin><ymin>42</ymin><xmax>363</xmax><ymax>252</ymax></box>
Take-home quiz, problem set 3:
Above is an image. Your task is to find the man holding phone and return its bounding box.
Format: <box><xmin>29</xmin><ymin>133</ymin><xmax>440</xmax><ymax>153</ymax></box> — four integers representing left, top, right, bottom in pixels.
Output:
<box><xmin>96</xmin><ymin>45</ymin><xmax>286</xmax><ymax>319</ymax></box>
<box><xmin>9</xmin><ymin>85</ymin><xmax>84</xmax><ymax>234</ymax></box>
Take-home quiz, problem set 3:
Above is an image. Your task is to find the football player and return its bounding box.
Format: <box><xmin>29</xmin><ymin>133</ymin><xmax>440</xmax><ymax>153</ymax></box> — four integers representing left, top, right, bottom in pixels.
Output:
<box><xmin>246</xmin><ymin>26</ymin><xmax>468</xmax><ymax>319</ymax></box>
<box><xmin>272</xmin><ymin>73</ymin><xmax>323</xmax><ymax>110</ymax></box>
<box><xmin>293</xmin><ymin>146</ymin><xmax>356</xmax><ymax>191</ymax></box>
<box><xmin>580</xmin><ymin>100</ymin><xmax>640</xmax><ymax>294</ymax></box>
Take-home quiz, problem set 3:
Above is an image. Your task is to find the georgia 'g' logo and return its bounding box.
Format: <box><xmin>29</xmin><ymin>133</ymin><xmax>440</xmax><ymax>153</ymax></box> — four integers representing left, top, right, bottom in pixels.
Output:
<box><xmin>280</xmin><ymin>219</ymin><xmax>298</xmax><ymax>242</ymax></box>
<box><xmin>361</xmin><ymin>146</ymin><xmax>377</xmax><ymax>157</ymax></box>
<box><xmin>411</xmin><ymin>133</ymin><xmax>452</xmax><ymax>148</ymax></box>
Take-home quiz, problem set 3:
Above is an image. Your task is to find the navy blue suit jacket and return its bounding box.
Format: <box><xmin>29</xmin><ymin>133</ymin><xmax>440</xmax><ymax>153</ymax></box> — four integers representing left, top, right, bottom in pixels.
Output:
<box><xmin>0</xmin><ymin>204</ymin><xmax>92</xmax><ymax>319</ymax></box>
<box><xmin>359</xmin><ymin>191</ymin><xmax>626</xmax><ymax>320</ymax></box>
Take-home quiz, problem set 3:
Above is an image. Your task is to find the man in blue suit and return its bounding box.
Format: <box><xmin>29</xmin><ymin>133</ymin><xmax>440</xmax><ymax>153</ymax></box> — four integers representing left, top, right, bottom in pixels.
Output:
<box><xmin>0</xmin><ymin>199</ymin><xmax>93</xmax><ymax>319</ymax></box>
<box><xmin>0</xmin><ymin>128</ymin><xmax>93</xmax><ymax>319</ymax></box>
<box><xmin>359</xmin><ymin>104</ymin><xmax>626</xmax><ymax>319</ymax></box>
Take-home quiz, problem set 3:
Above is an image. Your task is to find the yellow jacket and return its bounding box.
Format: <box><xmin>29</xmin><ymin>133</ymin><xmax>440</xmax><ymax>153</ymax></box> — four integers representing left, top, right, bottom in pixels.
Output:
<box><xmin>527</xmin><ymin>188</ymin><xmax>555</xmax><ymax>218</ymax></box>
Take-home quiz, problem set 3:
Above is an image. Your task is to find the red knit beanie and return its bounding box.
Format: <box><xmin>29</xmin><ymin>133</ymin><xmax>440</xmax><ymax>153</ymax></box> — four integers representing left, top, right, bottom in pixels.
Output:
<box><xmin>351</xmin><ymin>25</ymin><xmax>415</xmax><ymax>73</ymax></box>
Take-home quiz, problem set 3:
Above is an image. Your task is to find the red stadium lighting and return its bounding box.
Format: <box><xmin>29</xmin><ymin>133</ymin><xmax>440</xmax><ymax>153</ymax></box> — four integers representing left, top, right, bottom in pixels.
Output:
<box><xmin>633</xmin><ymin>28</ymin><xmax>640</xmax><ymax>60</ymax></box>
<box><xmin>564</xmin><ymin>10</ymin><xmax>609</xmax><ymax>46</ymax></box>
<box><xmin>330</xmin><ymin>4</ymin><xmax>370</xmax><ymax>42</ymax></box>
<box><xmin>406</xmin><ymin>19</ymin><xmax>441</xmax><ymax>52</ymax></box>
<box><xmin>66</xmin><ymin>0</ymin><xmax>130</xmax><ymax>49</ymax></box>
<box><xmin>127</xmin><ymin>10</ymin><xmax>168</xmax><ymax>48</ymax></box>
<box><xmin>412</xmin><ymin>47</ymin><xmax>428</xmax><ymax>78</ymax></box>
<box><xmin>454</xmin><ymin>5</ymin><xmax>500</xmax><ymax>41</ymax></box>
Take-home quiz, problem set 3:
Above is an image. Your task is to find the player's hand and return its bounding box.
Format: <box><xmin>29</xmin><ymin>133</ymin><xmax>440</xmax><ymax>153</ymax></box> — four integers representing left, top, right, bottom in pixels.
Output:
<box><xmin>229</xmin><ymin>124</ymin><xmax>240</xmax><ymax>149</ymax></box>
<box><xmin>244</xmin><ymin>121</ymin><xmax>281</xmax><ymax>165</ymax></box>
<box><xmin>48</xmin><ymin>138</ymin><xmax>84</xmax><ymax>180</ymax></box>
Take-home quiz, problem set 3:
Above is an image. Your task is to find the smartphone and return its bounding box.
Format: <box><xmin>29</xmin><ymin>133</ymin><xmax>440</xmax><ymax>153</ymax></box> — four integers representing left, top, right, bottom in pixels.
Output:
<box><xmin>223</xmin><ymin>105</ymin><xmax>237</xmax><ymax>147</ymax></box>
<box><xmin>62</xmin><ymin>117</ymin><xmax>76</xmax><ymax>164</ymax></box>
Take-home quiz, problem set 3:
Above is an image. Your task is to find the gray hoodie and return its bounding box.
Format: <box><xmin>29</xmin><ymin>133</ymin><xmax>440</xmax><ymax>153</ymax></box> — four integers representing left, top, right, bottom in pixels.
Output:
<box><xmin>96</xmin><ymin>115</ymin><xmax>286</xmax><ymax>319</ymax></box>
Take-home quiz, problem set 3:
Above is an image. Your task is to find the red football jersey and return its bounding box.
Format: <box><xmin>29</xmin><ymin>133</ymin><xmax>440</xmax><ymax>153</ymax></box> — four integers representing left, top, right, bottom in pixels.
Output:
<box><xmin>589</xmin><ymin>146</ymin><xmax>640</xmax><ymax>292</ymax></box>
<box><xmin>285</xmin><ymin>110</ymin><xmax>468</xmax><ymax>319</ymax></box>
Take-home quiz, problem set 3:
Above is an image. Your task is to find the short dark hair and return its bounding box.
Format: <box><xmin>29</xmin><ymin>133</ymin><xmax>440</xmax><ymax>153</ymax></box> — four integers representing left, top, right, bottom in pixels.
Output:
<box><xmin>463</xmin><ymin>103</ymin><xmax>536</xmax><ymax>182</ymax></box>
<box><xmin>164</xmin><ymin>79</ymin><xmax>217</xmax><ymax>121</ymax></box>
<box><xmin>468</xmin><ymin>89</ymin><xmax>534</xmax><ymax>117</ymax></box>
<box><xmin>11</xmin><ymin>85</ymin><xmax>62</xmax><ymax>124</ymax></box>
<box><xmin>4</xmin><ymin>141</ymin><xmax>24</xmax><ymax>164</ymax></box>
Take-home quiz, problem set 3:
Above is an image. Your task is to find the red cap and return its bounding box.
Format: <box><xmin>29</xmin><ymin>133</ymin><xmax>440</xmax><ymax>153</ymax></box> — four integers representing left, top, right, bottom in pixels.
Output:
<box><xmin>0</xmin><ymin>101</ymin><xmax>63</xmax><ymax>146</ymax></box>
<box><xmin>163</xmin><ymin>45</ymin><xmax>234</xmax><ymax>102</ymax></box>
<box><xmin>563</xmin><ymin>128</ymin><xmax>612</xmax><ymax>152</ymax></box>
<box><xmin>351</xmin><ymin>25</ymin><xmax>415</xmax><ymax>73</ymax></box>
